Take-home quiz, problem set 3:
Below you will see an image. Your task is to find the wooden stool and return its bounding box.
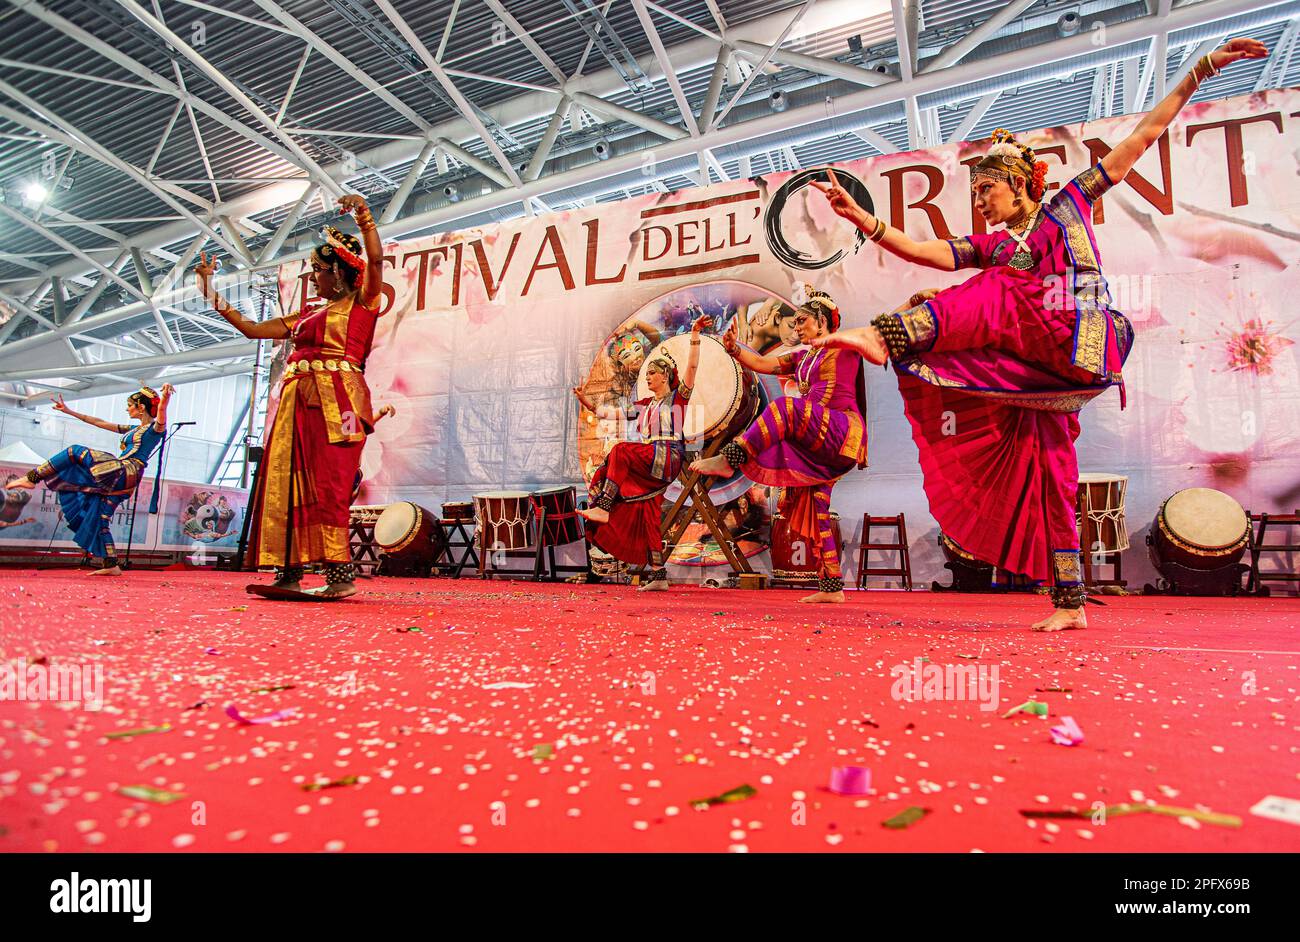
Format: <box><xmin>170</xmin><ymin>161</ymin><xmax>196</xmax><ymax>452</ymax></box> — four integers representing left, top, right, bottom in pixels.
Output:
<box><xmin>656</xmin><ymin>438</ymin><xmax>754</xmax><ymax>583</ymax></box>
<box><xmin>857</xmin><ymin>513</ymin><xmax>913</xmax><ymax>591</ymax></box>
<box><xmin>1246</xmin><ymin>510</ymin><xmax>1300</xmax><ymax>596</ymax></box>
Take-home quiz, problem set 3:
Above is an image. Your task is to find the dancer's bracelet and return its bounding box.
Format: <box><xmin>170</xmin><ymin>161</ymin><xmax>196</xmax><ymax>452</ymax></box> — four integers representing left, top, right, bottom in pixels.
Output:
<box><xmin>869</xmin><ymin>217</ymin><xmax>887</xmax><ymax>243</ymax></box>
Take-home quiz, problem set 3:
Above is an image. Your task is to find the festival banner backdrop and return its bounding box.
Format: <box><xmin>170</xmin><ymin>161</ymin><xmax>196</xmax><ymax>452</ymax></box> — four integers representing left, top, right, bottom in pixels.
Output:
<box><xmin>153</xmin><ymin>483</ymin><xmax>247</xmax><ymax>552</ymax></box>
<box><xmin>0</xmin><ymin>461</ymin><xmax>157</xmax><ymax>551</ymax></box>
<box><xmin>278</xmin><ymin>88</ymin><xmax>1300</xmax><ymax>586</ymax></box>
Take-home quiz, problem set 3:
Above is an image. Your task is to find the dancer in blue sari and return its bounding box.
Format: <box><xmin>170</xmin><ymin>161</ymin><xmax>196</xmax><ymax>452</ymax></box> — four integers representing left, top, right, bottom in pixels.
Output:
<box><xmin>6</xmin><ymin>383</ymin><xmax>173</xmax><ymax>574</ymax></box>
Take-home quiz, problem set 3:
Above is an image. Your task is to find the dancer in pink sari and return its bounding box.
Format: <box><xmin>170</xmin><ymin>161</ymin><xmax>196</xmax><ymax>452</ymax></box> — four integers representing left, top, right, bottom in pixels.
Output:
<box><xmin>812</xmin><ymin>38</ymin><xmax>1265</xmax><ymax>631</ymax></box>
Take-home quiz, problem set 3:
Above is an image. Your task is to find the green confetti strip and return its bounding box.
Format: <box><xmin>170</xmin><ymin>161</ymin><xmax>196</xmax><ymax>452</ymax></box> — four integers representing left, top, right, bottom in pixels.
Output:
<box><xmin>882</xmin><ymin>806</ymin><xmax>931</xmax><ymax>829</ymax></box>
<box><xmin>1002</xmin><ymin>700</ymin><xmax>1048</xmax><ymax>719</ymax></box>
<box><xmin>104</xmin><ymin>724</ymin><xmax>172</xmax><ymax>740</ymax></box>
<box><xmin>301</xmin><ymin>775</ymin><xmax>360</xmax><ymax>792</ymax></box>
<box><xmin>532</xmin><ymin>743</ymin><xmax>554</xmax><ymax>761</ymax></box>
<box><xmin>690</xmin><ymin>783</ymin><xmax>757</xmax><ymax>809</ymax></box>
<box><xmin>116</xmin><ymin>785</ymin><xmax>186</xmax><ymax>804</ymax></box>
<box><xmin>251</xmin><ymin>684</ymin><xmax>296</xmax><ymax>693</ymax></box>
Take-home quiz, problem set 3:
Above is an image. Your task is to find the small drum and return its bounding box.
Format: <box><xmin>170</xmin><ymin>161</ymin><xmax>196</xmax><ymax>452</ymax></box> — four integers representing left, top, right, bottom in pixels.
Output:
<box><xmin>639</xmin><ymin>333</ymin><xmax>759</xmax><ymax>443</ymax></box>
<box><xmin>1076</xmin><ymin>473</ymin><xmax>1130</xmax><ymax>553</ymax></box>
<box><xmin>1148</xmin><ymin>487</ymin><xmax>1250</xmax><ymax>594</ymax></box>
<box><xmin>769</xmin><ymin>511</ymin><xmax>842</xmax><ymax>581</ymax></box>
<box><xmin>531</xmin><ymin>486</ymin><xmax>582</xmax><ymax>546</ymax></box>
<box><xmin>474</xmin><ymin>491</ymin><xmax>534</xmax><ymax>550</ymax></box>
<box><xmin>442</xmin><ymin>500</ymin><xmax>474</xmax><ymax>522</ymax></box>
<box><xmin>374</xmin><ymin>501</ymin><xmax>445</xmax><ymax>559</ymax></box>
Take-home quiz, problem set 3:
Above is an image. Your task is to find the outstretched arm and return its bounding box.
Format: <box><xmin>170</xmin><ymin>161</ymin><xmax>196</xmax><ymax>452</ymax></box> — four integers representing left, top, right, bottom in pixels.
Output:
<box><xmin>721</xmin><ymin>316</ymin><xmax>784</xmax><ymax>375</ymax></box>
<box><xmin>1102</xmin><ymin>38</ymin><xmax>1267</xmax><ymax>184</ymax></box>
<box><xmin>152</xmin><ymin>384</ymin><xmax>174</xmax><ymax>432</ymax></box>
<box><xmin>51</xmin><ymin>394</ymin><xmax>123</xmax><ymax>433</ymax></box>
<box><xmin>195</xmin><ymin>252</ymin><xmax>292</xmax><ymax>339</ymax></box>
<box><xmin>811</xmin><ymin>169</ymin><xmax>956</xmax><ymax>271</ymax></box>
<box><xmin>338</xmin><ymin>194</ymin><xmax>383</xmax><ymax>310</ymax></box>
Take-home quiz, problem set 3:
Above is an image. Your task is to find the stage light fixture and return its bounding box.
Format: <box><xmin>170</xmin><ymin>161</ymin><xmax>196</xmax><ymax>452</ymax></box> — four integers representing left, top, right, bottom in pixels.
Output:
<box><xmin>593</xmin><ymin>138</ymin><xmax>612</xmax><ymax>160</ymax></box>
<box><xmin>769</xmin><ymin>90</ymin><xmax>788</xmax><ymax>112</ymax></box>
<box><xmin>1057</xmin><ymin>12</ymin><xmax>1081</xmax><ymax>37</ymax></box>
<box><xmin>443</xmin><ymin>183</ymin><xmax>460</xmax><ymax>202</ymax></box>
<box><xmin>22</xmin><ymin>181</ymin><xmax>48</xmax><ymax>204</ymax></box>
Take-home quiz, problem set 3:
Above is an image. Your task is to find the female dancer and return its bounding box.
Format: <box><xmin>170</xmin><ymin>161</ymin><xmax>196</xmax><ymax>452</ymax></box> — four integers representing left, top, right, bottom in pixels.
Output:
<box><xmin>195</xmin><ymin>194</ymin><xmax>385</xmax><ymax>599</ymax></box>
<box><xmin>576</xmin><ymin>315</ymin><xmax>706</xmax><ymax>590</ymax></box>
<box><xmin>690</xmin><ymin>284</ymin><xmax>867</xmax><ymax>603</ymax></box>
<box><xmin>6</xmin><ymin>384</ymin><xmax>174</xmax><ymax>574</ymax></box>
<box><xmin>812</xmin><ymin>38</ymin><xmax>1266</xmax><ymax>630</ymax></box>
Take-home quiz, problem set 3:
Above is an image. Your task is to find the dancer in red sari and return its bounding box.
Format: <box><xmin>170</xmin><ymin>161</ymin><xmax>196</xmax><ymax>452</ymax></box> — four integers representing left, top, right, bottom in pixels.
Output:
<box><xmin>813</xmin><ymin>38</ymin><xmax>1266</xmax><ymax>630</ymax></box>
<box><xmin>576</xmin><ymin>315</ymin><xmax>706</xmax><ymax>590</ymax></box>
<box><xmin>195</xmin><ymin>194</ymin><xmax>385</xmax><ymax>599</ymax></box>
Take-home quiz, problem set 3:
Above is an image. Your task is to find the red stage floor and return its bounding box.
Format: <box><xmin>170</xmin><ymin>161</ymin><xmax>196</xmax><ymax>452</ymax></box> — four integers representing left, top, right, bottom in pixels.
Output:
<box><xmin>1</xmin><ymin>570</ymin><xmax>1297</xmax><ymax>853</ymax></box>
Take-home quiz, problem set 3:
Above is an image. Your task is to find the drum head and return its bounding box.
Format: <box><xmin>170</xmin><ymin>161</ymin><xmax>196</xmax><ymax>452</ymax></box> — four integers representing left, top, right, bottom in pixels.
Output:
<box><xmin>532</xmin><ymin>486</ymin><xmax>574</xmax><ymax>498</ymax></box>
<box><xmin>1077</xmin><ymin>473</ymin><xmax>1126</xmax><ymax>484</ymax></box>
<box><xmin>475</xmin><ymin>491</ymin><xmax>531</xmax><ymax>500</ymax></box>
<box><xmin>374</xmin><ymin>502</ymin><xmax>418</xmax><ymax>547</ymax></box>
<box><xmin>1163</xmin><ymin>488</ymin><xmax>1247</xmax><ymax>549</ymax></box>
<box><xmin>638</xmin><ymin>334</ymin><xmax>742</xmax><ymax>441</ymax></box>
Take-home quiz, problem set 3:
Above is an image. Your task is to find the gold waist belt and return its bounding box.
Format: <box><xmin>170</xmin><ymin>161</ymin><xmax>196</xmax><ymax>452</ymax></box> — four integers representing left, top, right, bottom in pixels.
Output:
<box><xmin>283</xmin><ymin>358</ymin><xmax>362</xmax><ymax>378</ymax></box>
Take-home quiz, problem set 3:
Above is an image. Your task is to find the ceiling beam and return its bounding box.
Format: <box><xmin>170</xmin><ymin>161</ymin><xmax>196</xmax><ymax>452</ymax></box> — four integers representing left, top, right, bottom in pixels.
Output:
<box><xmin>923</xmin><ymin>0</ymin><xmax>1037</xmax><ymax>73</ymax></box>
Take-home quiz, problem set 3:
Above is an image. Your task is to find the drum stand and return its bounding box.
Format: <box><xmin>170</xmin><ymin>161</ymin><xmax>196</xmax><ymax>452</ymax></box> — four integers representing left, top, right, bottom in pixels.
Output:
<box><xmin>655</xmin><ymin>437</ymin><xmax>754</xmax><ymax>582</ymax></box>
<box><xmin>477</xmin><ymin>513</ymin><xmax>590</xmax><ymax>583</ymax></box>
<box><xmin>436</xmin><ymin>517</ymin><xmax>479</xmax><ymax>578</ymax></box>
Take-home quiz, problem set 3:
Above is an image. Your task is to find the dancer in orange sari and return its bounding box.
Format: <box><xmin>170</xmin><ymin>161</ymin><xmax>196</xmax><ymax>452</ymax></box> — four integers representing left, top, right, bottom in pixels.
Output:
<box><xmin>812</xmin><ymin>38</ymin><xmax>1266</xmax><ymax>630</ymax></box>
<box><xmin>195</xmin><ymin>194</ymin><xmax>385</xmax><ymax>599</ymax></box>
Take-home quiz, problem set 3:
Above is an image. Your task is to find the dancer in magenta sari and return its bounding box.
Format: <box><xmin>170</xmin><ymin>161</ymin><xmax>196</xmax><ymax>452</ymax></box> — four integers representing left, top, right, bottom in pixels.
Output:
<box><xmin>812</xmin><ymin>38</ymin><xmax>1266</xmax><ymax>630</ymax></box>
<box><xmin>692</xmin><ymin>285</ymin><xmax>867</xmax><ymax>603</ymax></box>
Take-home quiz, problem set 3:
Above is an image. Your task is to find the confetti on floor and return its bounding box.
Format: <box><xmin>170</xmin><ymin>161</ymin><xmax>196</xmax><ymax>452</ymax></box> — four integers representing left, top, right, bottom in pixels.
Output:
<box><xmin>1</xmin><ymin>570</ymin><xmax>1297</xmax><ymax>852</ymax></box>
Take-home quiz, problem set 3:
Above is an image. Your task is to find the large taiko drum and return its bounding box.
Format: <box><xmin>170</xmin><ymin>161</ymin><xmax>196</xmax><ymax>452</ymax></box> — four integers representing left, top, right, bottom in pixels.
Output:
<box><xmin>1076</xmin><ymin>473</ymin><xmax>1130</xmax><ymax>553</ymax></box>
<box><xmin>1148</xmin><ymin>487</ymin><xmax>1249</xmax><ymax>594</ymax></box>
<box><xmin>769</xmin><ymin>511</ymin><xmax>842</xmax><ymax>582</ymax></box>
<box><xmin>374</xmin><ymin>498</ymin><xmax>444</xmax><ymax>558</ymax></box>
<box><xmin>531</xmin><ymin>486</ymin><xmax>583</xmax><ymax>546</ymax></box>
<box><xmin>373</xmin><ymin>501</ymin><xmax>446</xmax><ymax>575</ymax></box>
<box><xmin>474</xmin><ymin>491</ymin><xmax>534</xmax><ymax>550</ymax></box>
<box><xmin>639</xmin><ymin>334</ymin><xmax>759</xmax><ymax>443</ymax></box>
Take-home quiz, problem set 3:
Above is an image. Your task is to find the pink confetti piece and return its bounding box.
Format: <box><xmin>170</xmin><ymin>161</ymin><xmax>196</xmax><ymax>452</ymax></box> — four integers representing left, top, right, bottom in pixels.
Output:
<box><xmin>204</xmin><ymin>647</ymin><xmax>222</xmax><ymax>656</ymax></box>
<box><xmin>828</xmin><ymin>766</ymin><xmax>871</xmax><ymax>795</ymax></box>
<box><xmin>1050</xmin><ymin>716</ymin><xmax>1084</xmax><ymax>746</ymax></box>
<box><xmin>225</xmin><ymin>704</ymin><xmax>298</xmax><ymax>725</ymax></box>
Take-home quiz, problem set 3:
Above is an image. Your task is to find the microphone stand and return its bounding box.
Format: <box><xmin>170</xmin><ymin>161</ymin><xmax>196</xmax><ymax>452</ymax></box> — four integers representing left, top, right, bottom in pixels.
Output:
<box><xmin>122</xmin><ymin>419</ymin><xmax>191</xmax><ymax>571</ymax></box>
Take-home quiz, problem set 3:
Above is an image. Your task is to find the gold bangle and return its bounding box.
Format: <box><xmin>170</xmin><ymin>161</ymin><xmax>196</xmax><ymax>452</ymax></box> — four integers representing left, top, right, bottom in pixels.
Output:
<box><xmin>870</xmin><ymin>218</ymin><xmax>887</xmax><ymax>243</ymax></box>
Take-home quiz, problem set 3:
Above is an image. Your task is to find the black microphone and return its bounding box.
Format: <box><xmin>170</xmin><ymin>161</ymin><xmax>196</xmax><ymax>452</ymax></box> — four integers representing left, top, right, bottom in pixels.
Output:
<box><xmin>173</xmin><ymin>421</ymin><xmax>197</xmax><ymax>426</ymax></box>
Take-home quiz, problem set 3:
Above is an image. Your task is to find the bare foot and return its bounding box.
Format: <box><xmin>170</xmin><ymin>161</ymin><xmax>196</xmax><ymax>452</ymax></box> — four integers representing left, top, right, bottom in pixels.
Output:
<box><xmin>89</xmin><ymin>565</ymin><xmax>123</xmax><ymax>577</ymax></box>
<box><xmin>309</xmin><ymin>583</ymin><xmax>357</xmax><ymax>600</ymax></box>
<box><xmin>812</xmin><ymin>326</ymin><xmax>888</xmax><ymax>365</ymax></box>
<box><xmin>690</xmin><ymin>454</ymin><xmax>733</xmax><ymax>478</ymax></box>
<box><xmin>5</xmin><ymin>478</ymin><xmax>34</xmax><ymax>490</ymax></box>
<box><xmin>638</xmin><ymin>579</ymin><xmax>669</xmax><ymax>592</ymax></box>
<box><xmin>799</xmin><ymin>590</ymin><xmax>846</xmax><ymax>604</ymax></box>
<box><xmin>1031</xmin><ymin>608</ymin><xmax>1087</xmax><ymax>631</ymax></box>
<box><xmin>579</xmin><ymin>507</ymin><xmax>609</xmax><ymax>525</ymax></box>
<box><xmin>272</xmin><ymin>579</ymin><xmax>302</xmax><ymax>592</ymax></box>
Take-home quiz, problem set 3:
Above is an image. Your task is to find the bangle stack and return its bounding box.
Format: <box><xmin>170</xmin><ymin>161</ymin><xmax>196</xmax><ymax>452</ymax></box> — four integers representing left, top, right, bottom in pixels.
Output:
<box><xmin>1192</xmin><ymin>54</ymin><xmax>1220</xmax><ymax>84</ymax></box>
<box><xmin>354</xmin><ymin>204</ymin><xmax>377</xmax><ymax>233</ymax></box>
<box><xmin>868</xmin><ymin>216</ymin><xmax>887</xmax><ymax>243</ymax></box>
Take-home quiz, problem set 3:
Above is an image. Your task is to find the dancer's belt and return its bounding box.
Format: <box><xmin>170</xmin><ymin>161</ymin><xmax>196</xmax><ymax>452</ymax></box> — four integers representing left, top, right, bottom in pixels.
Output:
<box><xmin>283</xmin><ymin>358</ymin><xmax>363</xmax><ymax>378</ymax></box>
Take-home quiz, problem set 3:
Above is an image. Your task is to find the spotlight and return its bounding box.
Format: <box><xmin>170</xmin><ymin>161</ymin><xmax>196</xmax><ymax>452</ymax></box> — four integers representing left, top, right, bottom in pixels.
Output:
<box><xmin>22</xmin><ymin>181</ymin><xmax>48</xmax><ymax>204</ymax></box>
<box><xmin>593</xmin><ymin>138</ymin><xmax>611</xmax><ymax>161</ymax></box>
<box><xmin>1057</xmin><ymin>12</ymin><xmax>1081</xmax><ymax>38</ymax></box>
<box><xmin>443</xmin><ymin>183</ymin><xmax>460</xmax><ymax>202</ymax></box>
<box><xmin>769</xmin><ymin>90</ymin><xmax>787</xmax><ymax>112</ymax></box>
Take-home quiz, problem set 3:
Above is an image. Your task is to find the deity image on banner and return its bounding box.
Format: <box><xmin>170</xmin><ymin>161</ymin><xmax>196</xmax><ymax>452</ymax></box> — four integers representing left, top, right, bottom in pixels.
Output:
<box><xmin>574</xmin><ymin>280</ymin><xmax>807</xmax><ymax>568</ymax></box>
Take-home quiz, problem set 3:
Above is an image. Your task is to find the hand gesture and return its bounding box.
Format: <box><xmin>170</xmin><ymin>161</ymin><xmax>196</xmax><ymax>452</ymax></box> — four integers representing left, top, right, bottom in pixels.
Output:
<box><xmin>907</xmin><ymin>288</ymin><xmax>939</xmax><ymax>308</ymax></box>
<box><xmin>160</xmin><ymin>383</ymin><xmax>175</xmax><ymax>402</ymax></box>
<box><xmin>809</xmin><ymin>168</ymin><xmax>863</xmax><ymax>222</ymax></box>
<box><xmin>721</xmin><ymin>317</ymin><xmax>740</xmax><ymax>357</ymax></box>
<box><xmin>691</xmin><ymin>314</ymin><xmax>712</xmax><ymax>334</ymax></box>
<box><xmin>378</xmin><ymin>404</ymin><xmax>396</xmax><ymax>420</ymax></box>
<box><xmin>52</xmin><ymin>394</ymin><xmax>70</xmax><ymax>415</ymax></box>
<box><xmin>338</xmin><ymin>194</ymin><xmax>369</xmax><ymax>216</ymax></box>
<box><xmin>194</xmin><ymin>251</ymin><xmax>220</xmax><ymax>290</ymax></box>
<box><xmin>1212</xmin><ymin>38</ymin><xmax>1268</xmax><ymax>69</ymax></box>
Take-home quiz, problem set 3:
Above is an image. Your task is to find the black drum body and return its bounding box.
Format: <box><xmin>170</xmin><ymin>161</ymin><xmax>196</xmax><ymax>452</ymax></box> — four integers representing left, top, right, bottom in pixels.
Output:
<box><xmin>932</xmin><ymin>531</ymin><xmax>994</xmax><ymax>592</ymax></box>
<box><xmin>531</xmin><ymin>486</ymin><xmax>583</xmax><ymax>546</ymax></box>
